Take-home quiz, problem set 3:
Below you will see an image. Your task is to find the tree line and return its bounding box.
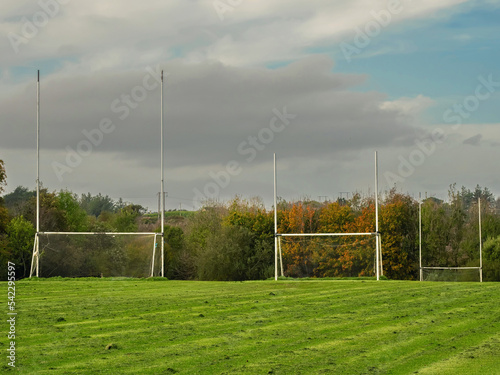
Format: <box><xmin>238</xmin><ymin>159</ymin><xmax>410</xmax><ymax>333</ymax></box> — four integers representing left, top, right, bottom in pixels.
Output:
<box><xmin>1</xmin><ymin>159</ymin><xmax>499</xmax><ymax>281</ymax></box>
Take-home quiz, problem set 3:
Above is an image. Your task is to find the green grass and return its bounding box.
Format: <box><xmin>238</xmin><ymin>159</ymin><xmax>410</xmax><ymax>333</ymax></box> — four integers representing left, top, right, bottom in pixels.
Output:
<box><xmin>4</xmin><ymin>279</ymin><xmax>500</xmax><ymax>374</ymax></box>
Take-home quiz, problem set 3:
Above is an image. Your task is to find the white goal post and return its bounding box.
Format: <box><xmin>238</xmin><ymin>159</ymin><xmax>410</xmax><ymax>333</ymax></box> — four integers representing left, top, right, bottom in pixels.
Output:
<box><xmin>418</xmin><ymin>196</ymin><xmax>483</xmax><ymax>282</ymax></box>
<box><xmin>273</xmin><ymin>152</ymin><xmax>383</xmax><ymax>280</ymax></box>
<box><xmin>30</xmin><ymin>232</ymin><xmax>161</xmax><ymax>277</ymax></box>
<box><xmin>30</xmin><ymin>70</ymin><xmax>167</xmax><ymax>278</ymax></box>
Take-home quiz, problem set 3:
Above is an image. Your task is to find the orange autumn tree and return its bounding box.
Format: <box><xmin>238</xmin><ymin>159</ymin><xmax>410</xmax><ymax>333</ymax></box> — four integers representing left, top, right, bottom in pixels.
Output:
<box><xmin>278</xmin><ymin>201</ymin><xmax>318</xmax><ymax>277</ymax></box>
<box><xmin>379</xmin><ymin>190</ymin><xmax>419</xmax><ymax>280</ymax></box>
<box><xmin>313</xmin><ymin>202</ymin><xmax>358</xmax><ymax>277</ymax></box>
<box><xmin>346</xmin><ymin>203</ymin><xmax>378</xmax><ymax>277</ymax></box>
<box><xmin>275</xmin><ymin>191</ymin><xmax>419</xmax><ymax>279</ymax></box>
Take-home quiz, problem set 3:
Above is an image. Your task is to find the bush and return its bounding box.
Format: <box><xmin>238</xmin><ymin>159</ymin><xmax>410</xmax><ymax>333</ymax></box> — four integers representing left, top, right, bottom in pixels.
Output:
<box><xmin>196</xmin><ymin>226</ymin><xmax>273</xmax><ymax>281</ymax></box>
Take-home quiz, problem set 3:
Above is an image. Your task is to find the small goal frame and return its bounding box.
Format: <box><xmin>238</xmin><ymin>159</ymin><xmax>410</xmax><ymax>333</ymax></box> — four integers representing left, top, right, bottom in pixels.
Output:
<box><xmin>418</xmin><ymin>197</ymin><xmax>483</xmax><ymax>282</ymax></box>
<box><xmin>30</xmin><ymin>70</ymin><xmax>167</xmax><ymax>278</ymax></box>
<box><xmin>272</xmin><ymin>152</ymin><xmax>383</xmax><ymax>280</ymax></box>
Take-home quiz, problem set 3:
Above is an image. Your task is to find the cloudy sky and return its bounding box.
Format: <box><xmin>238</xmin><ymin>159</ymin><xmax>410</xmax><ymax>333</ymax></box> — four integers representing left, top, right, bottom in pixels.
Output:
<box><xmin>1</xmin><ymin>0</ymin><xmax>499</xmax><ymax>211</ymax></box>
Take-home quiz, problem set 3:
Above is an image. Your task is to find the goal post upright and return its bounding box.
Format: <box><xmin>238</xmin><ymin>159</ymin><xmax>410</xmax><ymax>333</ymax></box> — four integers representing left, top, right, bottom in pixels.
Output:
<box><xmin>160</xmin><ymin>70</ymin><xmax>165</xmax><ymax>278</ymax></box>
<box><xmin>274</xmin><ymin>153</ymin><xmax>278</xmax><ymax>280</ymax></box>
<box><xmin>479</xmin><ymin>197</ymin><xmax>483</xmax><ymax>283</ymax></box>
<box><xmin>31</xmin><ymin>70</ymin><xmax>41</xmax><ymax>278</ymax></box>
<box><xmin>36</xmin><ymin>69</ymin><xmax>40</xmax><ymax>240</ymax></box>
<box><xmin>419</xmin><ymin>197</ymin><xmax>423</xmax><ymax>281</ymax></box>
<box><xmin>374</xmin><ymin>151</ymin><xmax>380</xmax><ymax>281</ymax></box>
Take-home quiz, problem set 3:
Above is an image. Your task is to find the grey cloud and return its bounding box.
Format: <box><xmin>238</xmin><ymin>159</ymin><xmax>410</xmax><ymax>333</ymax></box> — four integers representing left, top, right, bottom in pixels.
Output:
<box><xmin>0</xmin><ymin>56</ymin><xmax>419</xmax><ymax>172</ymax></box>
<box><xmin>463</xmin><ymin>134</ymin><xmax>482</xmax><ymax>146</ymax></box>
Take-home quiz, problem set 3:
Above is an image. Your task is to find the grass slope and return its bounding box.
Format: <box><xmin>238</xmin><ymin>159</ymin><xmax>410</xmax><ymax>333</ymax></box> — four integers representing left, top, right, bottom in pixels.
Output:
<box><xmin>4</xmin><ymin>279</ymin><xmax>500</xmax><ymax>374</ymax></box>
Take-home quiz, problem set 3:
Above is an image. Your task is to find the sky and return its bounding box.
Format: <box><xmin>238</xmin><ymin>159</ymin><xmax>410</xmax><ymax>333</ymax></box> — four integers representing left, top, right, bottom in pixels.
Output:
<box><xmin>0</xmin><ymin>0</ymin><xmax>499</xmax><ymax>211</ymax></box>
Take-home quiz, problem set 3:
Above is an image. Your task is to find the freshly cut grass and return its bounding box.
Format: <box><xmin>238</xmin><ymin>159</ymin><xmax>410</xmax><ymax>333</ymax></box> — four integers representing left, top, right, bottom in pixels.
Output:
<box><xmin>5</xmin><ymin>278</ymin><xmax>500</xmax><ymax>374</ymax></box>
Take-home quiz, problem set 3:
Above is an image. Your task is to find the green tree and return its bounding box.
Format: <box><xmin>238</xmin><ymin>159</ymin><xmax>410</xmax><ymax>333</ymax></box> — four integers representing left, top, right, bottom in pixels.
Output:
<box><xmin>58</xmin><ymin>190</ymin><xmax>89</xmax><ymax>231</ymax></box>
<box><xmin>180</xmin><ymin>204</ymin><xmax>226</xmax><ymax>279</ymax></box>
<box><xmin>447</xmin><ymin>185</ymin><xmax>467</xmax><ymax>266</ymax></box>
<box><xmin>0</xmin><ymin>160</ymin><xmax>6</xmax><ymax>195</ymax></box>
<box><xmin>80</xmin><ymin>193</ymin><xmax>116</xmax><ymax>217</ymax></box>
<box><xmin>163</xmin><ymin>225</ymin><xmax>185</xmax><ymax>279</ymax></box>
<box><xmin>483</xmin><ymin>235</ymin><xmax>500</xmax><ymax>281</ymax></box>
<box><xmin>20</xmin><ymin>189</ymin><xmax>66</xmax><ymax>232</ymax></box>
<box><xmin>3</xmin><ymin>186</ymin><xmax>35</xmax><ymax>217</ymax></box>
<box><xmin>196</xmin><ymin>225</ymin><xmax>256</xmax><ymax>281</ymax></box>
<box><xmin>421</xmin><ymin>199</ymin><xmax>450</xmax><ymax>267</ymax></box>
<box><xmin>0</xmin><ymin>160</ymin><xmax>10</xmax><ymax>280</ymax></box>
<box><xmin>379</xmin><ymin>190</ymin><xmax>418</xmax><ymax>280</ymax></box>
<box><xmin>460</xmin><ymin>185</ymin><xmax>494</xmax><ymax>210</ymax></box>
<box><xmin>113</xmin><ymin>205</ymin><xmax>144</xmax><ymax>232</ymax></box>
<box><xmin>483</xmin><ymin>236</ymin><xmax>500</xmax><ymax>262</ymax></box>
<box><xmin>6</xmin><ymin>216</ymin><xmax>35</xmax><ymax>278</ymax></box>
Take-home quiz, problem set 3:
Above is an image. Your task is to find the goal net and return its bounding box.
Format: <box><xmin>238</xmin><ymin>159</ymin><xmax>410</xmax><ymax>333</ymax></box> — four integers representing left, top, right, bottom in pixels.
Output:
<box><xmin>421</xmin><ymin>267</ymin><xmax>481</xmax><ymax>282</ymax></box>
<box><xmin>34</xmin><ymin>233</ymin><xmax>161</xmax><ymax>278</ymax></box>
<box><xmin>279</xmin><ymin>234</ymin><xmax>379</xmax><ymax>278</ymax></box>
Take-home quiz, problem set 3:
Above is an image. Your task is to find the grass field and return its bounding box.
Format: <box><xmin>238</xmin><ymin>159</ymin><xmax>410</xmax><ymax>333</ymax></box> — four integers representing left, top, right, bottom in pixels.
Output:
<box><xmin>4</xmin><ymin>278</ymin><xmax>500</xmax><ymax>374</ymax></box>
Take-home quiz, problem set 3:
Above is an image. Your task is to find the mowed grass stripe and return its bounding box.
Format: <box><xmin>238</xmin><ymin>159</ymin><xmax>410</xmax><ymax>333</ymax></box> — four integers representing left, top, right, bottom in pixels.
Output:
<box><xmin>11</xmin><ymin>279</ymin><xmax>500</xmax><ymax>374</ymax></box>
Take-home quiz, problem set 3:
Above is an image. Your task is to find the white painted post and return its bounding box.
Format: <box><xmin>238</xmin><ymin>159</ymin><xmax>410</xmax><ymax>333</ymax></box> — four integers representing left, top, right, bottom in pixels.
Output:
<box><xmin>379</xmin><ymin>234</ymin><xmax>383</xmax><ymax>276</ymax></box>
<box><xmin>35</xmin><ymin>70</ymin><xmax>40</xmax><ymax>277</ymax></box>
<box><xmin>151</xmin><ymin>234</ymin><xmax>157</xmax><ymax>277</ymax></box>
<box><xmin>30</xmin><ymin>234</ymin><xmax>38</xmax><ymax>278</ymax></box>
<box><xmin>479</xmin><ymin>197</ymin><xmax>483</xmax><ymax>283</ymax></box>
<box><xmin>374</xmin><ymin>151</ymin><xmax>380</xmax><ymax>281</ymax></box>
<box><xmin>274</xmin><ymin>153</ymin><xmax>278</xmax><ymax>280</ymax></box>
<box><xmin>279</xmin><ymin>236</ymin><xmax>284</xmax><ymax>277</ymax></box>
<box><xmin>160</xmin><ymin>71</ymin><xmax>165</xmax><ymax>278</ymax></box>
<box><xmin>419</xmin><ymin>200</ymin><xmax>423</xmax><ymax>282</ymax></box>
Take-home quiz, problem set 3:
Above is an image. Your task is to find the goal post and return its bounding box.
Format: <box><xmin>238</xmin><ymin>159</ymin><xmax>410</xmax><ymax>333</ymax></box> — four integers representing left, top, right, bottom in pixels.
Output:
<box><xmin>31</xmin><ymin>70</ymin><xmax>166</xmax><ymax>278</ymax></box>
<box><xmin>277</xmin><ymin>231</ymin><xmax>381</xmax><ymax>278</ymax></box>
<box><xmin>30</xmin><ymin>232</ymin><xmax>162</xmax><ymax>278</ymax></box>
<box><xmin>419</xmin><ymin>196</ymin><xmax>483</xmax><ymax>282</ymax></box>
<box><xmin>273</xmin><ymin>152</ymin><xmax>382</xmax><ymax>280</ymax></box>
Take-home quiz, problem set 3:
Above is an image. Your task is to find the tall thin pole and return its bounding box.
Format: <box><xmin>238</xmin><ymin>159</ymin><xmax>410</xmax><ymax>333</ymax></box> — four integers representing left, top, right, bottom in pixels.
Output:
<box><xmin>36</xmin><ymin>70</ymin><xmax>40</xmax><ymax>277</ymax></box>
<box><xmin>419</xmin><ymin>199</ymin><xmax>422</xmax><ymax>281</ymax></box>
<box><xmin>379</xmin><ymin>235</ymin><xmax>383</xmax><ymax>276</ymax></box>
<box><xmin>160</xmin><ymin>70</ymin><xmax>165</xmax><ymax>277</ymax></box>
<box><xmin>279</xmin><ymin>236</ymin><xmax>284</xmax><ymax>277</ymax></box>
<box><xmin>151</xmin><ymin>235</ymin><xmax>157</xmax><ymax>277</ymax></box>
<box><xmin>374</xmin><ymin>151</ymin><xmax>380</xmax><ymax>281</ymax></box>
<box><xmin>274</xmin><ymin>153</ymin><xmax>278</xmax><ymax>281</ymax></box>
<box><xmin>479</xmin><ymin>197</ymin><xmax>483</xmax><ymax>283</ymax></box>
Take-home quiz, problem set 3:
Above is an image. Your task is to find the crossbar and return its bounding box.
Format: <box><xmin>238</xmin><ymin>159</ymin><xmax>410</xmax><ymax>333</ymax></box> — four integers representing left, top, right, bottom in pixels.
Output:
<box><xmin>278</xmin><ymin>232</ymin><xmax>376</xmax><ymax>237</ymax></box>
<box><xmin>39</xmin><ymin>232</ymin><xmax>158</xmax><ymax>236</ymax></box>
<box><xmin>422</xmin><ymin>266</ymin><xmax>480</xmax><ymax>270</ymax></box>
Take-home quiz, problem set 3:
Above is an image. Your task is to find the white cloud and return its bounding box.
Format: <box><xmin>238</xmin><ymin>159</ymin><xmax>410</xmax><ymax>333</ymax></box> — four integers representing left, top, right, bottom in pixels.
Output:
<box><xmin>380</xmin><ymin>95</ymin><xmax>435</xmax><ymax>117</ymax></box>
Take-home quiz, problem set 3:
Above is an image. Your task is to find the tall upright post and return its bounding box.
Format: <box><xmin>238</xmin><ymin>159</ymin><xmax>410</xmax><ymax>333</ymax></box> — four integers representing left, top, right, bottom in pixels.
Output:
<box><xmin>160</xmin><ymin>70</ymin><xmax>165</xmax><ymax>278</ymax></box>
<box><xmin>274</xmin><ymin>153</ymin><xmax>278</xmax><ymax>281</ymax></box>
<box><xmin>419</xmin><ymin>198</ymin><xmax>422</xmax><ymax>281</ymax></box>
<box><xmin>374</xmin><ymin>151</ymin><xmax>380</xmax><ymax>281</ymax></box>
<box><xmin>36</xmin><ymin>70</ymin><xmax>40</xmax><ymax>277</ymax></box>
<box><xmin>279</xmin><ymin>236</ymin><xmax>284</xmax><ymax>277</ymax></box>
<box><xmin>379</xmin><ymin>235</ymin><xmax>383</xmax><ymax>276</ymax></box>
<box><xmin>479</xmin><ymin>197</ymin><xmax>483</xmax><ymax>283</ymax></box>
<box><xmin>151</xmin><ymin>235</ymin><xmax>157</xmax><ymax>277</ymax></box>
